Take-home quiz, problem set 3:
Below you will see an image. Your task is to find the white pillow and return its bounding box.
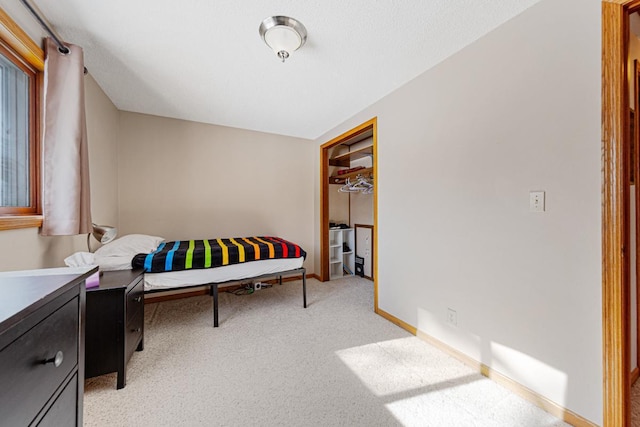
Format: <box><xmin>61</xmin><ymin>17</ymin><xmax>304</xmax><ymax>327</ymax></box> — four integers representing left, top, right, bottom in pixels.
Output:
<box><xmin>94</xmin><ymin>234</ymin><xmax>164</xmax><ymax>258</ymax></box>
<box><xmin>64</xmin><ymin>251</ymin><xmax>136</xmax><ymax>271</ymax></box>
<box><xmin>94</xmin><ymin>255</ymin><xmax>136</xmax><ymax>271</ymax></box>
<box><xmin>64</xmin><ymin>251</ymin><xmax>95</xmax><ymax>267</ymax></box>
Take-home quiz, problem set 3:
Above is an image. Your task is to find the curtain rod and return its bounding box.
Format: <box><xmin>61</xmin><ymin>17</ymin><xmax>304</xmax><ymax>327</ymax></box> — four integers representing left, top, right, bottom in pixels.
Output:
<box><xmin>19</xmin><ymin>0</ymin><xmax>69</xmax><ymax>54</ymax></box>
<box><xmin>19</xmin><ymin>0</ymin><xmax>88</xmax><ymax>73</ymax></box>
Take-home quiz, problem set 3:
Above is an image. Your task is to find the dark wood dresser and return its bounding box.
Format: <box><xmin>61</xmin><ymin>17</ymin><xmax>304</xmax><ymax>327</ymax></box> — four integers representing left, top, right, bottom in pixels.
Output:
<box><xmin>0</xmin><ymin>267</ymin><xmax>96</xmax><ymax>427</ymax></box>
<box><xmin>85</xmin><ymin>269</ymin><xmax>144</xmax><ymax>389</ymax></box>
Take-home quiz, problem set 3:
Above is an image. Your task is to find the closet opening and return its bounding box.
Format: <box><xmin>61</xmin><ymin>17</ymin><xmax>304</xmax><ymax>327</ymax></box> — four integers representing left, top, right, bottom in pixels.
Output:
<box><xmin>320</xmin><ymin>118</ymin><xmax>378</xmax><ymax>309</ymax></box>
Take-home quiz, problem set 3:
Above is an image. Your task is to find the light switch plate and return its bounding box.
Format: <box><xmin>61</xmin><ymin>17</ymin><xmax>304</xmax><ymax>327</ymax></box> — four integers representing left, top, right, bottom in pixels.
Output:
<box><xmin>530</xmin><ymin>191</ymin><xmax>545</xmax><ymax>212</ymax></box>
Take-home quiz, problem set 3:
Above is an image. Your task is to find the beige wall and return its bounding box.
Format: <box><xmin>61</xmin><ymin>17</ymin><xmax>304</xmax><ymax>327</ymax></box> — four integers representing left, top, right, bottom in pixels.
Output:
<box><xmin>328</xmin><ymin>189</ymin><xmax>349</xmax><ymax>225</ymax></box>
<box><xmin>86</xmin><ymin>75</ymin><xmax>119</xmax><ymax>229</ymax></box>
<box><xmin>117</xmin><ymin>112</ymin><xmax>315</xmax><ymax>272</ymax></box>
<box><xmin>315</xmin><ymin>0</ymin><xmax>601</xmax><ymax>423</ymax></box>
<box><xmin>0</xmin><ymin>74</ymin><xmax>119</xmax><ymax>271</ymax></box>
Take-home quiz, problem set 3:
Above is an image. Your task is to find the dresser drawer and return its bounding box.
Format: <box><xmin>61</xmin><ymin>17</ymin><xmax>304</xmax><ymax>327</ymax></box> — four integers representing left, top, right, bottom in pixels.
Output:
<box><xmin>36</xmin><ymin>373</ymin><xmax>78</xmax><ymax>427</ymax></box>
<box><xmin>126</xmin><ymin>309</ymin><xmax>143</xmax><ymax>360</ymax></box>
<box><xmin>126</xmin><ymin>277</ymin><xmax>144</xmax><ymax>321</ymax></box>
<box><xmin>0</xmin><ymin>297</ymin><xmax>78</xmax><ymax>427</ymax></box>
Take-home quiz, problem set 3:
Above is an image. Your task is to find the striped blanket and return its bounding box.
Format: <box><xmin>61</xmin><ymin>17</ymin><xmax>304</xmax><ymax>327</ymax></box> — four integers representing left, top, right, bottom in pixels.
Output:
<box><xmin>132</xmin><ymin>236</ymin><xmax>306</xmax><ymax>273</ymax></box>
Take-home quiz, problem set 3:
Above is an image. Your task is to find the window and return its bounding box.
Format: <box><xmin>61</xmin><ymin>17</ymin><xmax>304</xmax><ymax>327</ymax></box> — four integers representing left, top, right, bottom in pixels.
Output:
<box><xmin>0</xmin><ymin>45</ymin><xmax>36</xmax><ymax>211</ymax></box>
<box><xmin>0</xmin><ymin>10</ymin><xmax>43</xmax><ymax>230</ymax></box>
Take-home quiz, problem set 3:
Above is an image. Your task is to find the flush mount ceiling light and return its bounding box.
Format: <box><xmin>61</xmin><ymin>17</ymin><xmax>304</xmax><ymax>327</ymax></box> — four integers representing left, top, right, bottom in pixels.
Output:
<box><xmin>259</xmin><ymin>16</ymin><xmax>307</xmax><ymax>63</ymax></box>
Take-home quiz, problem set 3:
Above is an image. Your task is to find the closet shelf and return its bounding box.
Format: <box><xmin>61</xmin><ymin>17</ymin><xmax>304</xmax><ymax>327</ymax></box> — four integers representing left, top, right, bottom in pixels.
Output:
<box><xmin>328</xmin><ymin>228</ymin><xmax>355</xmax><ymax>280</ymax></box>
<box><xmin>329</xmin><ymin>145</ymin><xmax>373</xmax><ymax>167</ymax></box>
<box><xmin>329</xmin><ymin>167</ymin><xmax>373</xmax><ymax>185</ymax></box>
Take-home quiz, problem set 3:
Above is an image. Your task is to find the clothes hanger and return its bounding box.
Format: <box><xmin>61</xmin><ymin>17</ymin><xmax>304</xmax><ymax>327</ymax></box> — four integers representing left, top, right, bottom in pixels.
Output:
<box><xmin>353</xmin><ymin>174</ymin><xmax>372</xmax><ymax>189</ymax></box>
<box><xmin>338</xmin><ymin>175</ymin><xmax>373</xmax><ymax>194</ymax></box>
<box><xmin>339</xmin><ymin>177</ymin><xmax>360</xmax><ymax>193</ymax></box>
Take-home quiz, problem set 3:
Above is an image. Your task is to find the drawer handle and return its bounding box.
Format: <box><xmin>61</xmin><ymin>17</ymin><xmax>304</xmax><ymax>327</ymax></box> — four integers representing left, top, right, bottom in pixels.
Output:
<box><xmin>43</xmin><ymin>351</ymin><xmax>64</xmax><ymax>368</ymax></box>
<box><xmin>131</xmin><ymin>328</ymin><xmax>141</xmax><ymax>332</ymax></box>
<box><xmin>134</xmin><ymin>296</ymin><xmax>142</xmax><ymax>303</ymax></box>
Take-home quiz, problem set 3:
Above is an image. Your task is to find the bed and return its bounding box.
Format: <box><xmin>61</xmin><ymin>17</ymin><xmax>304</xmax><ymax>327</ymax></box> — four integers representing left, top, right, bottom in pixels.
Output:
<box><xmin>131</xmin><ymin>236</ymin><xmax>307</xmax><ymax>327</ymax></box>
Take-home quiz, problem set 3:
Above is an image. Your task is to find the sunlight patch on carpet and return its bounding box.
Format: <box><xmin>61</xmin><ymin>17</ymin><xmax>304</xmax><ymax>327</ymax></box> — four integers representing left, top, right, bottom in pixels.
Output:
<box><xmin>336</xmin><ymin>337</ymin><xmax>472</xmax><ymax>397</ymax></box>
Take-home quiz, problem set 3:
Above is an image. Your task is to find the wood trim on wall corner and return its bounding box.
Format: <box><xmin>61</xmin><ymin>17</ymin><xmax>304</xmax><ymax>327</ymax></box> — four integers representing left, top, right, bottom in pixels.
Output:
<box><xmin>371</xmin><ymin>118</ymin><xmax>378</xmax><ymax>312</ymax></box>
<box><xmin>320</xmin><ymin>144</ymin><xmax>329</xmax><ymax>281</ymax></box>
<box><xmin>376</xmin><ymin>309</ymin><xmax>597</xmax><ymax>427</ymax></box>
<box><xmin>376</xmin><ymin>307</ymin><xmax>417</xmax><ymax>335</ymax></box>
<box><xmin>415</xmin><ymin>331</ymin><xmax>598</xmax><ymax>427</ymax></box>
<box><xmin>372</xmin><ymin>308</ymin><xmax>595</xmax><ymax>425</ymax></box>
<box><xmin>371</xmin><ymin>304</ymin><xmax>597</xmax><ymax>425</ymax></box>
<box><xmin>636</xmin><ymin>59</ymin><xmax>640</xmax><ymax>377</ymax></box>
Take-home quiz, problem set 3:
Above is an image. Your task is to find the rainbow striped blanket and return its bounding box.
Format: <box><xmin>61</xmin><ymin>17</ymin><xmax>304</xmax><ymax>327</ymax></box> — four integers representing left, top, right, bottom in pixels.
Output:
<box><xmin>132</xmin><ymin>236</ymin><xmax>306</xmax><ymax>273</ymax></box>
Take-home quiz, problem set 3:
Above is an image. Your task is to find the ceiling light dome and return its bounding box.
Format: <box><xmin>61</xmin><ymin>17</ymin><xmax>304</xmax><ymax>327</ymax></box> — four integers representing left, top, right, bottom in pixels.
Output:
<box><xmin>259</xmin><ymin>16</ymin><xmax>307</xmax><ymax>63</ymax></box>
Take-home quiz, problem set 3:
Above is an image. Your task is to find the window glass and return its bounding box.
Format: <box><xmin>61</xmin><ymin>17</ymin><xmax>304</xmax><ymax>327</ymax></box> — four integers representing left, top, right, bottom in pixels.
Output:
<box><xmin>0</xmin><ymin>51</ymin><xmax>30</xmax><ymax>208</ymax></box>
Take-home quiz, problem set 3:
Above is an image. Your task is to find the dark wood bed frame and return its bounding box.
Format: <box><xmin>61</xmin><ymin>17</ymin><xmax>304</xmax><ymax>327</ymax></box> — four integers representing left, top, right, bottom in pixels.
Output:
<box><xmin>145</xmin><ymin>267</ymin><xmax>307</xmax><ymax>327</ymax></box>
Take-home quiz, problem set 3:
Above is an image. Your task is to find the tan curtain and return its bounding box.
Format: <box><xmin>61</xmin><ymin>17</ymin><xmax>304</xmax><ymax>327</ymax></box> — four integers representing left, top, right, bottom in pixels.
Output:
<box><xmin>41</xmin><ymin>38</ymin><xmax>92</xmax><ymax>236</ymax></box>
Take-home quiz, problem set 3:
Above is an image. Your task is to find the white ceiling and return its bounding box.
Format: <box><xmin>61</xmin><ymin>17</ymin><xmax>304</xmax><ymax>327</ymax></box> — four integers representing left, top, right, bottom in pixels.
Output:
<box><xmin>6</xmin><ymin>1</ymin><xmax>542</xmax><ymax>139</ymax></box>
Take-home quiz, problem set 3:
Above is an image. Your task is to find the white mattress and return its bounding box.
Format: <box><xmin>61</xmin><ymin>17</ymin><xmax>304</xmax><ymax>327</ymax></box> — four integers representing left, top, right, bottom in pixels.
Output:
<box><xmin>144</xmin><ymin>257</ymin><xmax>304</xmax><ymax>291</ymax></box>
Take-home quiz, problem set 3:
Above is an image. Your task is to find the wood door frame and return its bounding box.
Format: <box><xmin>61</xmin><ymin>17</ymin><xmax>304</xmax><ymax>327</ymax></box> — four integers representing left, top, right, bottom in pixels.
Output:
<box><xmin>635</xmin><ymin>59</ymin><xmax>640</xmax><ymax>383</ymax></box>
<box><xmin>603</xmin><ymin>1</ymin><xmax>640</xmax><ymax>425</ymax></box>
<box><xmin>320</xmin><ymin>118</ymin><xmax>378</xmax><ymax>309</ymax></box>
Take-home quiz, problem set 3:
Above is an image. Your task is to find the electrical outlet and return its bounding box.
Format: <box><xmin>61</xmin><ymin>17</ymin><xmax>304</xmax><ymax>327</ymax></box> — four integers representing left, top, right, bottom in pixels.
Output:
<box><xmin>447</xmin><ymin>308</ymin><xmax>457</xmax><ymax>326</ymax></box>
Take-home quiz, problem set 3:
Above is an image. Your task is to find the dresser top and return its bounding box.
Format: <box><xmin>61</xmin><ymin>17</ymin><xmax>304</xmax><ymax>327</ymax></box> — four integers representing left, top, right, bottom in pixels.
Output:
<box><xmin>0</xmin><ymin>266</ymin><xmax>97</xmax><ymax>329</ymax></box>
<box><xmin>93</xmin><ymin>269</ymin><xmax>144</xmax><ymax>291</ymax></box>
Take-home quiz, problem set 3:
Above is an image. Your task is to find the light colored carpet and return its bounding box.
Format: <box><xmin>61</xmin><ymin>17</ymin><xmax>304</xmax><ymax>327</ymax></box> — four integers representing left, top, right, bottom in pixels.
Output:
<box><xmin>84</xmin><ymin>277</ymin><xmax>570</xmax><ymax>427</ymax></box>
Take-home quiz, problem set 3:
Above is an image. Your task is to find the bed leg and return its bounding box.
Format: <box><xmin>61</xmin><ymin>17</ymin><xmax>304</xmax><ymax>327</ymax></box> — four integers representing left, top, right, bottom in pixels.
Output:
<box><xmin>212</xmin><ymin>284</ymin><xmax>219</xmax><ymax>327</ymax></box>
<box><xmin>278</xmin><ymin>275</ymin><xmax>282</xmax><ymax>285</ymax></box>
<box><xmin>303</xmin><ymin>270</ymin><xmax>307</xmax><ymax>308</ymax></box>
